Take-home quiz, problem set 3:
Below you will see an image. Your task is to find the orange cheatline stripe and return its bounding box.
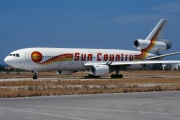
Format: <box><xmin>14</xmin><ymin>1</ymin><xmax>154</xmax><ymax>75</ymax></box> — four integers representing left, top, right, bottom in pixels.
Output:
<box><xmin>37</xmin><ymin>54</ymin><xmax>73</xmax><ymax>65</ymax></box>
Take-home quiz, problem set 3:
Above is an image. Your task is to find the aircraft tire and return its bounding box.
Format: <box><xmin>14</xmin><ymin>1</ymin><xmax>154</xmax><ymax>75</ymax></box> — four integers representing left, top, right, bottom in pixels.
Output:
<box><xmin>111</xmin><ymin>74</ymin><xmax>123</xmax><ymax>79</ymax></box>
<box><xmin>119</xmin><ymin>74</ymin><xmax>123</xmax><ymax>78</ymax></box>
<box><xmin>33</xmin><ymin>76</ymin><xmax>38</xmax><ymax>79</ymax></box>
<box><xmin>87</xmin><ymin>74</ymin><xmax>100</xmax><ymax>78</ymax></box>
<box><xmin>111</xmin><ymin>74</ymin><xmax>115</xmax><ymax>78</ymax></box>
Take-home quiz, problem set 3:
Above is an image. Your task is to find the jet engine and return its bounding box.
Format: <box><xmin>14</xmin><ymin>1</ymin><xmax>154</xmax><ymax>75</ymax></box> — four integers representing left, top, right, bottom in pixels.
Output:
<box><xmin>134</xmin><ymin>39</ymin><xmax>171</xmax><ymax>52</ymax></box>
<box><xmin>90</xmin><ymin>65</ymin><xmax>113</xmax><ymax>76</ymax></box>
<box><xmin>57</xmin><ymin>70</ymin><xmax>74</xmax><ymax>75</ymax></box>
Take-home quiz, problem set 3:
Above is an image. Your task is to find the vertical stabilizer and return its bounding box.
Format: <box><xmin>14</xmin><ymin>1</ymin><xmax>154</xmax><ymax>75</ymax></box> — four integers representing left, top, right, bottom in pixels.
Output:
<box><xmin>145</xmin><ymin>19</ymin><xmax>167</xmax><ymax>41</ymax></box>
<box><xmin>134</xmin><ymin>19</ymin><xmax>171</xmax><ymax>60</ymax></box>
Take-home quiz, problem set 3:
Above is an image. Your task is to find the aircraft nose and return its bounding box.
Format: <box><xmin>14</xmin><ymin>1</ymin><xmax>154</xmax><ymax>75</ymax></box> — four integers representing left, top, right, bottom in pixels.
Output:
<box><xmin>4</xmin><ymin>56</ymin><xmax>11</xmax><ymax>65</ymax></box>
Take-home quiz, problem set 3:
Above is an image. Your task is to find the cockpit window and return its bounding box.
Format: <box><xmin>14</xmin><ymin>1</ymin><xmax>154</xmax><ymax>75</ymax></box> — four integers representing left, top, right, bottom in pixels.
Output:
<box><xmin>8</xmin><ymin>53</ymin><xmax>20</xmax><ymax>57</ymax></box>
<box><xmin>16</xmin><ymin>54</ymin><xmax>20</xmax><ymax>57</ymax></box>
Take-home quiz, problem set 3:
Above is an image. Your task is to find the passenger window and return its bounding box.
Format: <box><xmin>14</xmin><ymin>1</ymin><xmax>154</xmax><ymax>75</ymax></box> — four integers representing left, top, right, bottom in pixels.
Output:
<box><xmin>13</xmin><ymin>54</ymin><xmax>15</xmax><ymax>56</ymax></box>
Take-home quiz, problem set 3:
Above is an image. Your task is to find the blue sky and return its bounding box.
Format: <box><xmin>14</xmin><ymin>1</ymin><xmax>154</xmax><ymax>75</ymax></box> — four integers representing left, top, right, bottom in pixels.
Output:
<box><xmin>1</xmin><ymin>0</ymin><xmax>180</xmax><ymax>64</ymax></box>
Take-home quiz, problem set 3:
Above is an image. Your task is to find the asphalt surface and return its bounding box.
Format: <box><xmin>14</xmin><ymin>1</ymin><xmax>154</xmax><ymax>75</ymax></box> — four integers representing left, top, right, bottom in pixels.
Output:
<box><xmin>0</xmin><ymin>91</ymin><xmax>180</xmax><ymax>120</ymax></box>
<box><xmin>1</xmin><ymin>75</ymin><xmax>180</xmax><ymax>81</ymax></box>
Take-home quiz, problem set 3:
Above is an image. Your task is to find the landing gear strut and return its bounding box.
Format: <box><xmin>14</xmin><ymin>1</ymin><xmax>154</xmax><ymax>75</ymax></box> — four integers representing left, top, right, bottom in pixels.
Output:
<box><xmin>111</xmin><ymin>68</ymin><xmax>123</xmax><ymax>79</ymax></box>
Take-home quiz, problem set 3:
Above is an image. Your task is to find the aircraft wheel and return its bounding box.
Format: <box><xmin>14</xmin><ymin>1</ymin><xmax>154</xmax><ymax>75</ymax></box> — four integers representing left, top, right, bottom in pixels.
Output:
<box><xmin>88</xmin><ymin>74</ymin><xmax>94</xmax><ymax>78</ymax></box>
<box><xmin>33</xmin><ymin>76</ymin><xmax>37</xmax><ymax>79</ymax></box>
<box><xmin>119</xmin><ymin>74</ymin><xmax>123</xmax><ymax>78</ymax></box>
<box><xmin>111</xmin><ymin>74</ymin><xmax>123</xmax><ymax>79</ymax></box>
<box><xmin>111</xmin><ymin>74</ymin><xmax>115</xmax><ymax>78</ymax></box>
<box><xmin>87</xmin><ymin>74</ymin><xmax>100</xmax><ymax>78</ymax></box>
<box><xmin>33</xmin><ymin>73</ymin><xmax>38</xmax><ymax>79</ymax></box>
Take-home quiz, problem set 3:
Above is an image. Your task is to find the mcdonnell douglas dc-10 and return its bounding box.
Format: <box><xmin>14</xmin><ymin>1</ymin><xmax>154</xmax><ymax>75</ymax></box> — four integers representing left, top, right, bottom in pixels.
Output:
<box><xmin>4</xmin><ymin>19</ymin><xmax>180</xmax><ymax>79</ymax></box>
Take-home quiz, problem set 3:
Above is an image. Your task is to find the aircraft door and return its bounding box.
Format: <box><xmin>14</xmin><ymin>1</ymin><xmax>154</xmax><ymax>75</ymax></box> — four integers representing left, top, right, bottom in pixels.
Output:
<box><xmin>25</xmin><ymin>53</ymin><xmax>29</xmax><ymax>61</ymax></box>
<box><xmin>23</xmin><ymin>53</ymin><xmax>33</xmax><ymax>69</ymax></box>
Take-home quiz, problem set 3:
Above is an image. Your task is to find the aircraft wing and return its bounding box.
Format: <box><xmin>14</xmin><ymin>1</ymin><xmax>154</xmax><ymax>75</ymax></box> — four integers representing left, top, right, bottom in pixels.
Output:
<box><xmin>84</xmin><ymin>60</ymin><xmax>180</xmax><ymax>66</ymax></box>
<box><xmin>147</xmin><ymin>52</ymin><xmax>180</xmax><ymax>60</ymax></box>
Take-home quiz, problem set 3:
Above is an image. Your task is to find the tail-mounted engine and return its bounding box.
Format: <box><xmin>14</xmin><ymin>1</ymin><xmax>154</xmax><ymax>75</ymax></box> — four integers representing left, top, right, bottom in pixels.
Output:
<box><xmin>134</xmin><ymin>39</ymin><xmax>171</xmax><ymax>52</ymax></box>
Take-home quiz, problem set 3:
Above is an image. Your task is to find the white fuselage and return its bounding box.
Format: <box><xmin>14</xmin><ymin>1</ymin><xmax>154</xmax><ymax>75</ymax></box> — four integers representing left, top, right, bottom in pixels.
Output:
<box><xmin>4</xmin><ymin>48</ymin><xmax>155</xmax><ymax>71</ymax></box>
<box><xmin>4</xmin><ymin>19</ymin><xmax>180</xmax><ymax>78</ymax></box>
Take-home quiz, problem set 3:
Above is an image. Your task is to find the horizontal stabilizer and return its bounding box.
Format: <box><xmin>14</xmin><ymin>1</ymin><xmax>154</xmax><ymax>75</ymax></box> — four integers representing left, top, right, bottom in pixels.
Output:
<box><xmin>84</xmin><ymin>60</ymin><xmax>180</xmax><ymax>66</ymax></box>
<box><xmin>147</xmin><ymin>52</ymin><xmax>180</xmax><ymax>60</ymax></box>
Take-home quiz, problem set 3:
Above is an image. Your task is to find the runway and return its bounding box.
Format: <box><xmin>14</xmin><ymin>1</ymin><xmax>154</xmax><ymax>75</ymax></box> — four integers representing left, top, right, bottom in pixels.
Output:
<box><xmin>1</xmin><ymin>75</ymin><xmax>180</xmax><ymax>81</ymax></box>
<box><xmin>0</xmin><ymin>91</ymin><xmax>180</xmax><ymax>120</ymax></box>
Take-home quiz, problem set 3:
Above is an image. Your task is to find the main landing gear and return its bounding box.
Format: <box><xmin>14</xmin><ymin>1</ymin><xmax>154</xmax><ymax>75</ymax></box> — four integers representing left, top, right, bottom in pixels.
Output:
<box><xmin>86</xmin><ymin>74</ymin><xmax>123</xmax><ymax>79</ymax></box>
<box><xmin>111</xmin><ymin>68</ymin><xmax>123</xmax><ymax>78</ymax></box>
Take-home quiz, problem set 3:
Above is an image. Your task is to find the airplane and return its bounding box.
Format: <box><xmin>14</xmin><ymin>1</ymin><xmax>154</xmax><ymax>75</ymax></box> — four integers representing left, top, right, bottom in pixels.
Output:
<box><xmin>4</xmin><ymin>19</ymin><xmax>180</xmax><ymax>79</ymax></box>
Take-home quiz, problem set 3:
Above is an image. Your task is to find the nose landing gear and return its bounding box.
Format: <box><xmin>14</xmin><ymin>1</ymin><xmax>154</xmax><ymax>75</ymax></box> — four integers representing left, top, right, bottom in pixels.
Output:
<box><xmin>33</xmin><ymin>73</ymin><xmax>38</xmax><ymax>79</ymax></box>
<box><xmin>32</xmin><ymin>70</ymin><xmax>38</xmax><ymax>79</ymax></box>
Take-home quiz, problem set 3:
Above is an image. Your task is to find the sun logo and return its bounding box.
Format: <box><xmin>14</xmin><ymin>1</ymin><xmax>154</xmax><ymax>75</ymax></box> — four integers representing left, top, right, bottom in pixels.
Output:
<box><xmin>31</xmin><ymin>51</ymin><xmax>43</xmax><ymax>63</ymax></box>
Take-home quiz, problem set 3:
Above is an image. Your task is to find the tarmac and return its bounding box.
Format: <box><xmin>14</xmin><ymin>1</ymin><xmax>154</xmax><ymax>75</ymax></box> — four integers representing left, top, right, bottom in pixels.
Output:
<box><xmin>0</xmin><ymin>91</ymin><xmax>180</xmax><ymax>120</ymax></box>
<box><xmin>1</xmin><ymin>75</ymin><xmax>180</xmax><ymax>81</ymax></box>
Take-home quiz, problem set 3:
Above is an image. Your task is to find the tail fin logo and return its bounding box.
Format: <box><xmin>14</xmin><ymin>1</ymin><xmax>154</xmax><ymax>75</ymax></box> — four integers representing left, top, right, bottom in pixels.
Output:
<box><xmin>142</xmin><ymin>20</ymin><xmax>165</xmax><ymax>52</ymax></box>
